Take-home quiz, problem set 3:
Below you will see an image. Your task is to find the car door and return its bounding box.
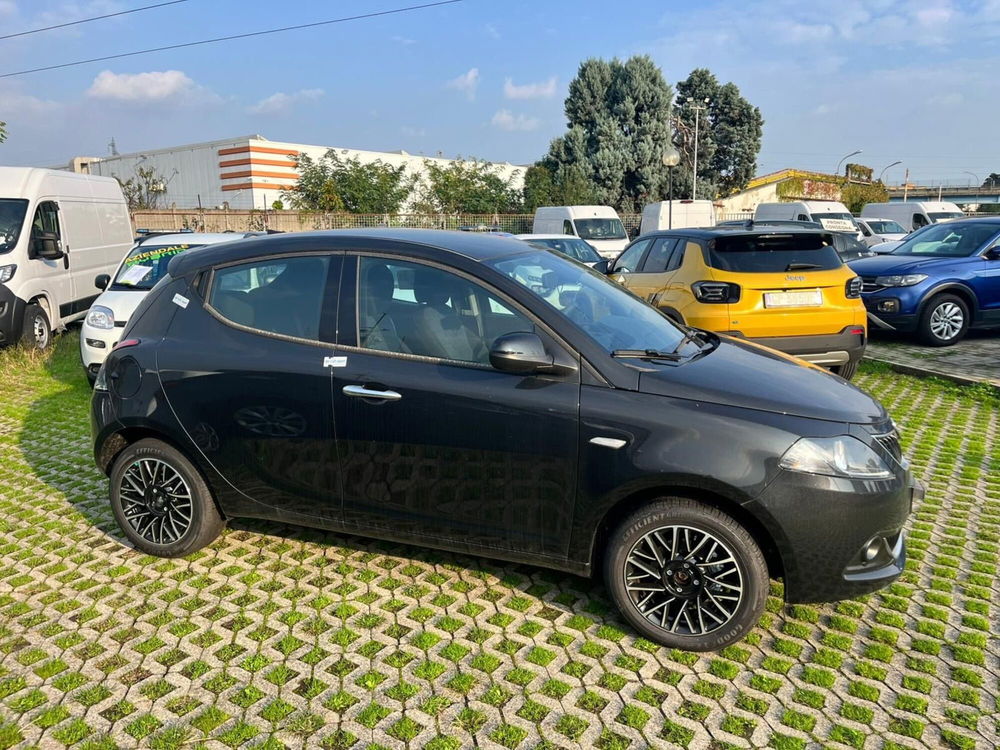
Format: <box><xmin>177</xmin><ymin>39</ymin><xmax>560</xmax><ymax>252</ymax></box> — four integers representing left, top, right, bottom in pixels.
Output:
<box><xmin>28</xmin><ymin>200</ymin><xmax>74</xmax><ymax>323</ymax></box>
<box><xmin>623</xmin><ymin>237</ymin><xmax>680</xmax><ymax>303</ymax></box>
<box><xmin>331</xmin><ymin>253</ymin><xmax>580</xmax><ymax>557</ymax></box>
<box><xmin>971</xmin><ymin>238</ymin><xmax>1000</xmax><ymax>323</ymax></box>
<box><xmin>157</xmin><ymin>253</ymin><xmax>344</xmax><ymax>522</ymax></box>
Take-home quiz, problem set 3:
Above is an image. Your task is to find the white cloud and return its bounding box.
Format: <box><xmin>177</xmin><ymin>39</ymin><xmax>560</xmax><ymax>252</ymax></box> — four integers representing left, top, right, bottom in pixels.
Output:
<box><xmin>503</xmin><ymin>76</ymin><xmax>557</xmax><ymax>100</ymax></box>
<box><xmin>0</xmin><ymin>1</ymin><xmax>16</xmax><ymax>18</ymax></box>
<box><xmin>86</xmin><ymin>70</ymin><xmax>201</xmax><ymax>102</ymax></box>
<box><xmin>248</xmin><ymin>88</ymin><xmax>324</xmax><ymax>114</ymax></box>
<box><xmin>391</xmin><ymin>35</ymin><xmax>416</xmax><ymax>45</ymax></box>
<box><xmin>401</xmin><ymin>125</ymin><xmax>427</xmax><ymax>137</ymax></box>
<box><xmin>491</xmin><ymin>109</ymin><xmax>540</xmax><ymax>132</ymax></box>
<box><xmin>446</xmin><ymin>68</ymin><xmax>479</xmax><ymax>100</ymax></box>
<box><xmin>484</xmin><ymin>23</ymin><xmax>500</xmax><ymax>39</ymax></box>
<box><xmin>916</xmin><ymin>3</ymin><xmax>953</xmax><ymax>27</ymax></box>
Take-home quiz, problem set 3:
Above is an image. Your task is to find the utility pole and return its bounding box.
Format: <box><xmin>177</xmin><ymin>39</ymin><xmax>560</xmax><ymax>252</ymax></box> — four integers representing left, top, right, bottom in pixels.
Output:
<box><xmin>903</xmin><ymin>169</ymin><xmax>909</xmax><ymax>201</ymax></box>
<box><xmin>678</xmin><ymin>96</ymin><xmax>710</xmax><ymax>200</ymax></box>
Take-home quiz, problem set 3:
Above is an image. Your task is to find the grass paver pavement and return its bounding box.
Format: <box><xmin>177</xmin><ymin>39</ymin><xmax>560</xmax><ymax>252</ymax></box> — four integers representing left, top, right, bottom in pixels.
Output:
<box><xmin>0</xmin><ymin>335</ymin><xmax>996</xmax><ymax>749</ymax></box>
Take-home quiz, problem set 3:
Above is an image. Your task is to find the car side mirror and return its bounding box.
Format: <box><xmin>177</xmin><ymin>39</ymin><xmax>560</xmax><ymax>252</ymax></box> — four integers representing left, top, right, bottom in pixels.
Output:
<box><xmin>32</xmin><ymin>233</ymin><xmax>62</xmax><ymax>260</ymax></box>
<box><xmin>95</xmin><ymin>273</ymin><xmax>110</xmax><ymax>290</ymax></box>
<box><xmin>592</xmin><ymin>259</ymin><xmax>610</xmax><ymax>274</ymax></box>
<box><xmin>490</xmin><ymin>332</ymin><xmax>554</xmax><ymax>374</ymax></box>
<box><xmin>986</xmin><ymin>246</ymin><xmax>1000</xmax><ymax>260</ymax></box>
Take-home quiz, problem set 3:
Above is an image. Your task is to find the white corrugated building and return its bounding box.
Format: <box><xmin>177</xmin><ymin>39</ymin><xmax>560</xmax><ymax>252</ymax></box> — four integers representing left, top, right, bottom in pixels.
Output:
<box><xmin>65</xmin><ymin>135</ymin><xmax>525</xmax><ymax>210</ymax></box>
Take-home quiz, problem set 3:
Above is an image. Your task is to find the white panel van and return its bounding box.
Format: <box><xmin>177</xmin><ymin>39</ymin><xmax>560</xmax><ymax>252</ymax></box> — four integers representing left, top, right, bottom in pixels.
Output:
<box><xmin>754</xmin><ymin>201</ymin><xmax>860</xmax><ymax>235</ymax></box>
<box><xmin>532</xmin><ymin>206</ymin><xmax>628</xmax><ymax>259</ymax></box>
<box><xmin>640</xmin><ymin>200</ymin><xmax>716</xmax><ymax>234</ymax></box>
<box><xmin>0</xmin><ymin>167</ymin><xmax>133</xmax><ymax>348</ymax></box>
<box><xmin>861</xmin><ymin>202</ymin><xmax>964</xmax><ymax>232</ymax></box>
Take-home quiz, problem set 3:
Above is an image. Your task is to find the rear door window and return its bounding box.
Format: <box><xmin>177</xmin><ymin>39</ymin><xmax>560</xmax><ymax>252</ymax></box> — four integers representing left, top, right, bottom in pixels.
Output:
<box><xmin>209</xmin><ymin>256</ymin><xmax>335</xmax><ymax>341</ymax></box>
<box><xmin>707</xmin><ymin>233</ymin><xmax>843</xmax><ymax>272</ymax></box>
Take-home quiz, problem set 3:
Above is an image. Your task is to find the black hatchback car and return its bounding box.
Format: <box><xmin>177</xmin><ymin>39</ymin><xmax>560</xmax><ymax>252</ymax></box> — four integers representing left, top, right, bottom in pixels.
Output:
<box><xmin>92</xmin><ymin>229</ymin><xmax>920</xmax><ymax>650</ymax></box>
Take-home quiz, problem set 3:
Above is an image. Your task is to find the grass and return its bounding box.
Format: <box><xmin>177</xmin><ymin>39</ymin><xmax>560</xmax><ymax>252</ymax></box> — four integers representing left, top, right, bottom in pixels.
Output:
<box><xmin>0</xmin><ymin>334</ymin><xmax>996</xmax><ymax>748</ymax></box>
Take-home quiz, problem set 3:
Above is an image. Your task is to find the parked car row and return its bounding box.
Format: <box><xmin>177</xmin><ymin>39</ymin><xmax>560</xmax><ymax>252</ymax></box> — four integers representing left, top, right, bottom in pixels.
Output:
<box><xmin>91</xmin><ymin>228</ymin><xmax>920</xmax><ymax>651</ymax></box>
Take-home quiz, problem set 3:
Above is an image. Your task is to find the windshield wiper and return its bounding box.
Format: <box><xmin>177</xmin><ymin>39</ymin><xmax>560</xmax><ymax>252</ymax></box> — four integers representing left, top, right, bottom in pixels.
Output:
<box><xmin>611</xmin><ymin>349</ymin><xmax>682</xmax><ymax>360</ymax></box>
<box><xmin>785</xmin><ymin>262</ymin><xmax>823</xmax><ymax>270</ymax></box>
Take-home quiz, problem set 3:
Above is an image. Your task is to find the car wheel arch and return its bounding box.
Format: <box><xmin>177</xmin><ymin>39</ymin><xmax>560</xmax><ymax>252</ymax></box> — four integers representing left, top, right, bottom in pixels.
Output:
<box><xmin>588</xmin><ymin>485</ymin><xmax>785</xmax><ymax>584</ymax></box>
<box><xmin>658</xmin><ymin>306</ymin><xmax>685</xmax><ymax>325</ymax></box>
<box><xmin>918</xmin><ymin>283</ymin><xmax>978</xmax><ymax>320</ymax></box>
<box><xmin>98</xmin><ymin>426</ymin><xmax>228</xmax><ymax>519</ymax></box>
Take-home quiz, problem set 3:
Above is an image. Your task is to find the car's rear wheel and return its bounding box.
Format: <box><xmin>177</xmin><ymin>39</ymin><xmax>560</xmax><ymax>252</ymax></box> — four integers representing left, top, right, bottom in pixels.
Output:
<box><xmin>832</xmin><ymin>359</ymin><xmax>858</xmax><ymax>380</ymax></box>
<box><xmin>109</xmin><ymin>438</ymin><xmax>224</xmax><ymax>557</ymax></box>
<box><xmin>603</xmin><ymin>498</ymin><xmax>768</xmax><ymax>651</ymax></box>
<box><xmin>918</xmin><ymin>293</ymin><xmax>969</xmax><ymax>346</ymax></box>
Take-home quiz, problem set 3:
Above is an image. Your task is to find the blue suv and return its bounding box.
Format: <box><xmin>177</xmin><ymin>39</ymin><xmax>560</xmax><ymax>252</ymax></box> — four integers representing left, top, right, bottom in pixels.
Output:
<box><xmin>848</xmin><ymin>218</ymin><xmax>1000</xmax><ymax>345</ymax></box>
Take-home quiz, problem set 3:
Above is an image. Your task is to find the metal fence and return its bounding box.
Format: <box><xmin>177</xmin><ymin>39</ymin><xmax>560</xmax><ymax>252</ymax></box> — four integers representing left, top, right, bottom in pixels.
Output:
<box><xmin>130</xmin><ymin>209</ymin><xmax>755</xmax><ymax>236</ymax></box>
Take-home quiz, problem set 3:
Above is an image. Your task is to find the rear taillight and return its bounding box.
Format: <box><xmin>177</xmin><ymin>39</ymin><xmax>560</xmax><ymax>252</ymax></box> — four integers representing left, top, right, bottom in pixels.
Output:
<box><xmin>112</xmin><ymin>338</ymin><xmax>140</xmax><ymax>351</ymax></box>
<box><xmin>846</xmin><ymin>276</ymin><xmax>863</xmax><ymax>298</ymax></box>
<box><xmin>692</xmin><ymin>281</ymin><xmax>741</xmax><ymax>303</ymax></box>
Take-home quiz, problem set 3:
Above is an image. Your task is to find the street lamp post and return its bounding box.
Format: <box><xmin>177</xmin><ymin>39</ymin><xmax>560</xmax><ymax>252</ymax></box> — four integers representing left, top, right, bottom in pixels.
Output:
<box><xmin>679</xmin><ymin>96</ymin><xmax>710</xmax><ymax>199</ymax></box>
<box><xmin>836</xmin><ymin>150</ymin><xmax>862</xmax><ymax>177</ymax></box>
<box><xmin>878</xmin><ymin>160</ymin><xmax>902</xmax><ymax>183</ymax></box>
<box><xmin>963</xmin><ymin>171</ymin><xmax>980</xmax><ymax>207</ymax></box>
<box><xmin>662</xmin><ymin>146</ymin><xmax>681</xmax><ymax>229</ymax></box>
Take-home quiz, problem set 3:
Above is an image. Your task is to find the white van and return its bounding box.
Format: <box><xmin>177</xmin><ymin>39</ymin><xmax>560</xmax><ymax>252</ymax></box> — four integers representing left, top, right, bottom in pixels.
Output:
<box><xmin>754</xmin><ymin>201</ymin><xmax>859</xmax><ymax>235</ymax></box>
<box><xmin>0</xmin><ymin>167</ymin><xmax>132</xmax><ymax>349</ymax></box>
<box><xmin>861</xmin><ymin>201</ymin><xmax>965</xmax><ymax>232</ymax></box>
<box><xmin>532</xmin><ymin>206</ymin><xmax>628</xmax><ymax>259</ymax></box>
<box><xmin>640</xmin><ymin>200</ymin><xmax>716</xmax><ymax>234</ymax></box>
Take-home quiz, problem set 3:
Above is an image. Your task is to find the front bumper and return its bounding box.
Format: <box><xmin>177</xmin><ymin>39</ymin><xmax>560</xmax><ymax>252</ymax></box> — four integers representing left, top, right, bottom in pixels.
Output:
<box><xmin>747</xmin><ymin>468</ymin><xmax>921</xmax><ymax>603</ymax></box>
<box><xmin>0</xmin><ymin>284</ymin><xmax>25</xmax><ymax>346</ymax></box>
<box><xmin>80</xmin><ymin>321</ymin><xmax>123</xmax><ymax>372</ymax></box>
<box><xmin>745</xmin><ymin>328</ymin><xmax>866</xmax><ymax>368</ymax></box>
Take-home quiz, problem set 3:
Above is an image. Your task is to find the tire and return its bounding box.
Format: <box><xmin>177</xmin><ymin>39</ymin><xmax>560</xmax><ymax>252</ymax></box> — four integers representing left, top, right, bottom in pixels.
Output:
<box><xmin>918</xmin><ymin>293</ymin><xmax>969</xmax><ymax>346</ymax></box>
<box><xmin>21</xmin><ymin>303</ymin><xmax>51</xmax><ymax>350</ymax></box>
<box><xmin>603</xmin><ymin>498</ymin><xmax>768</xmax><ymax>651</ymax></box>
<box><xmin>109</xmin><ymin>438</ymin><xmax>225</xmax><ymax>557</ymax></box>
<box><xmin>86</xmin><ymin>371</ymin><xmax>97</xmax><ymax>387</ymax></box>
<box><xmin>832</xmin><ymin>359</ymin><xmax>859</xmax><ymax>380</ymax></box>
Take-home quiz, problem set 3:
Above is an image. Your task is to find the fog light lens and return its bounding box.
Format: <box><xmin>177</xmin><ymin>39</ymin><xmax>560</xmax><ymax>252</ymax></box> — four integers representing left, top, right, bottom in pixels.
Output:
<box><xmin>877</xmin><ymin>299</ymin><xmax>899</xmax><ymax>313</ymax></box>
<box><xmin>86</xmin><ymin>338</ymin><xmax>106</xmax><ymax>349</ymax></box>
<box><xmin>863</xmin><ymin>538</ymin><xmax>883</xmax><ymax>562</ymax></box>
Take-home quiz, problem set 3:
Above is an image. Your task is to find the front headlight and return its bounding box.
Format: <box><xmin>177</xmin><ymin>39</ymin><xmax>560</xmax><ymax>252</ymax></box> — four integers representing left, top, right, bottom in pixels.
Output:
<box><xmin>0</xmin><ymin>264</ymin><xmax>16</xmax><ymax>284</ymax></box>
<box><xmin>779</xmin><ymin>436</ymin><xmax>894</xmax><ymax>480</ymax></box>
<box><xmin>85</xmin><ymin>305</ymin><xmax>115</xmax><ymax>330</ymax></box>
<box><xmin>875</xmin><ymin>274</ymin><xmax>927</xmax><ymax>287</ymax></box>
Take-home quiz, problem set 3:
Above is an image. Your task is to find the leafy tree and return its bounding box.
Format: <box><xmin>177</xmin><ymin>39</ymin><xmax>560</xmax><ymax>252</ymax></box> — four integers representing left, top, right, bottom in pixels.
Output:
<box><xmin>115</xmin><ymin>166</ymin><xmax>167</xmax><ymax>210</ymax></box>
<box><xmin>672</xmin><ymin>69</ymin><xmax>763</xmax><ymax>198</ymax></box>
<box><xmin>416</xmin><ymin>158</ymin><xmax>522</xmax><ymax>214</ymax></box>
<box><xmin>0</xmin><ymin>121</ymin><xmax>6</xmax><ymax>144</ymax></box>
<box><xmin>522</xmin><ymin>162</ymin><xmax>596</xmax><ymax>210</ymax></box>
<box><xmin>541</xmin><ymin>56</ymin><xmax>673</xmax><ymax>212</ymax></box>
<box><xmin>284</xmin><ymin>150</ymin><xmax>414</xmax><ymax>213</ymax></box>
<box><xmin>983</xmin><ymin>173</ymin><xmax>1000</xmax><ymax>188</ymax></box>
<box><xmin>841</xmin><ymin>181</ymin><xmax>889</xmax><ymax>214</ymax></box>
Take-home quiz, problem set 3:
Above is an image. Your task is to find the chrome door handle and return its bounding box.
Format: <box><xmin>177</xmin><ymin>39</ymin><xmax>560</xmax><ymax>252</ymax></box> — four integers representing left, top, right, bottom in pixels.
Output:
<box><xmin>342</xmin><ymin>384</ymin><xmax>402</xmax><ymax>401</ymax></box>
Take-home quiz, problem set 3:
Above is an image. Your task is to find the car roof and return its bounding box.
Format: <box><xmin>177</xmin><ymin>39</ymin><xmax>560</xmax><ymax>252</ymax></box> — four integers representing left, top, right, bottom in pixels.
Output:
<box><xmin>515</xmin><ymin>234</ymin><xmax>586</xmax><ymax>240</ymax></box>
<box><xmin>136</xmin><ymin>232</ymin><xmax>247</xmax><ymax>247</ymax></box>
<box><xmin>168</xmin><ymin>228</ymin><xmax>540</xmax><ymax>277</ymax></box>
<box><xmin>639</xmin><ymin>225</ymin><xmax>832</xmax><ymax>240</ymax></box>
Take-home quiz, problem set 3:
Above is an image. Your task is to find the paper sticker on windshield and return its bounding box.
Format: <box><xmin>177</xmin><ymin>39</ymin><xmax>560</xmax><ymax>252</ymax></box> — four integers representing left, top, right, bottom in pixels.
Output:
<box><xmin>172</xmin><ymin>293</ymin><xmax>189</xmax><ymax>309</ymax></box>
<box><xmin>125</xmin><ymin>244</ymin><xmax>190</xmax><ymax>267</ymax></box>
<box><xmin>818</xmin><ymin>218</ymin><xmax>856</xmax><ymax>232</ymax></box>
<box><xmin>117</xmin><ymin>264</ymin><xmax>153</xmax><ymax>286</ymax></box>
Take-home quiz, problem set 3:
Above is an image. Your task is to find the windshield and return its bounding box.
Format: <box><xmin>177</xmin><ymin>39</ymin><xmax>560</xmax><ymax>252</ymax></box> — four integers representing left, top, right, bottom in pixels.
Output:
<box><xmin>866</xmin><ymin>220</ymin><xmax>905</xmax><ymax>234</ymax></box>
<box><xmin>574</xmin><ymin>218</ymin><xmax>627</xmax><ymax>241</ymax></box>
<box><xmin>708</xmin><ymin>233</ymin><xmax>843</xmax><ymax>272</ymax></box>
<box><xmin>890</xmin><ymin>222</ymin><xmax>1000</xmax><ymax>257</ymax></box>
<box><xmin>0</xmin><ymin>199</ymin><xmax>28</xmax><ymax>255</ymax></box>
<box><xmin>928</xmin><ymin>212</ymin><xmax>964</xmax><ymax>222</ymax></box>
<box><xmin>527</xmin><ymin>238</ymin><xmax>602</xmax><ymax>263</ymax></box>
<box><xmin>487</xmin><ymin>250</ymin><xmax>685</xmax><ymax>354</ymax></box>
<box><xmin>112</xmin><ymin>242</ymin><xmax>203</xmax><ymax>290</ymax></box>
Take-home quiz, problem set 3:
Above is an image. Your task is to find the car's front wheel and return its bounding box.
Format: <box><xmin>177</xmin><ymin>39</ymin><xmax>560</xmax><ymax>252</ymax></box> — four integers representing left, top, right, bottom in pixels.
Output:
<box><xmin>918</xmin><ymin>293</ymin><xmax>969</xmax><ymax>346</ymax></box>
<box><xmin>109</xmin><ymin>438</ymin><xmax>225</xmax><ymax>557</ymax></box>
<box><xmin>604</xmin><ymin>498</ymin><xmax>769</xmax><ymax>651</ymax></box>
<box><xmin>21</xmin><ymin>303</ymin><xmax>51</xmax><ymax>350</ymax></box>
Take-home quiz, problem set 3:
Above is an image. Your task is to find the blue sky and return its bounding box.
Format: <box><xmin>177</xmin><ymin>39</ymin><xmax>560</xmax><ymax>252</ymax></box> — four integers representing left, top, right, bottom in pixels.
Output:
<box><xmin>0</xmin><ymin>0</ymin><xmax>997</xmax><ymax>185</ymax></box>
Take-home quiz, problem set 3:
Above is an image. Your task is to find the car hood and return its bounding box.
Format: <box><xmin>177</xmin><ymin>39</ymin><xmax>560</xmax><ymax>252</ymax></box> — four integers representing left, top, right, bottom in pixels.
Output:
<box><xmin>637</xmin><ymin>336</ymin><xmax>887</xmax><ymax>424</ymax></box>
<box><xmin>91</xmin><ymin>288</ymin><xmax>148</xmax><ymax>324</ymax></box>
<box><xmin>848</xmin><ymin>253</ymin><xmax>957</xmax><ymax>275</ymax></box>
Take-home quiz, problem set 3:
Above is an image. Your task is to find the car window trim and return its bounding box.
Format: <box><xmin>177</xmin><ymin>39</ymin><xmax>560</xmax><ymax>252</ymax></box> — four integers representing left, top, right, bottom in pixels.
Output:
<box><xmin>344</xmin><ymin>251</ymin><xmax>594</xmax><ymax>379</ymax></box>
<box><xmin>203</xmin><ymin>250</ymin><xmax>343</xmax><ymax>349</ymax></box>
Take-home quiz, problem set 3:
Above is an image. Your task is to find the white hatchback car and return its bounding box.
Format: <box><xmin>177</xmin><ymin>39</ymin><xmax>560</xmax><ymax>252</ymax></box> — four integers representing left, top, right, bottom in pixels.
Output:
<box><xmin>515</xmin><ymin>234</ymin><xmax>608</xmax><ymax>270</ymax></box>
<box><xmin>80</xmin><ymin>232</ymin><xmax>250</xmax><ymax>382</ymax></box>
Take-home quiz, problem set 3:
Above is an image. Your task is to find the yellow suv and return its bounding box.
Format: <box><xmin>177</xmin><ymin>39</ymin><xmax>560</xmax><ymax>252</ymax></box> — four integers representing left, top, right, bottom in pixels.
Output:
<box><xmin>609</xmin><ymin>227</ymin><xmax>867</xmax><ymax>378</ymax></box>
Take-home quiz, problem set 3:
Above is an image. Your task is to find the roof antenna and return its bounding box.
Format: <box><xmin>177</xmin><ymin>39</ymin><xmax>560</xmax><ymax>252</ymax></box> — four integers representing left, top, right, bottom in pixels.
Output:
<box><xmin>745</xmin><ymin>217</ymin><xmax>754</xmax><ymax>229</ymax></box>
<box><xmin>108</xmin><ymin>137</ymin><xmax>119</xmax><ymax>156</ymax></box>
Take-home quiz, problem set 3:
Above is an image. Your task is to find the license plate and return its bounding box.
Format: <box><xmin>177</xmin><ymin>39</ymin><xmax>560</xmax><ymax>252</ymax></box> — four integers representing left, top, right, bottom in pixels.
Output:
<box><xmin>764</xmin><ymin>290</ymin><xmax>822</xmax><ymax>308</ymax></box>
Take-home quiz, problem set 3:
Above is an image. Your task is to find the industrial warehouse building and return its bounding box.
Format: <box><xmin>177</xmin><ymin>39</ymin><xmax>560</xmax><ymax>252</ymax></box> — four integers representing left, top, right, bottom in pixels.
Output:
<box><xmin>59</xmin><ymin>135</ymin><xmax>525</xmax><ymax>210</ymax></box>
